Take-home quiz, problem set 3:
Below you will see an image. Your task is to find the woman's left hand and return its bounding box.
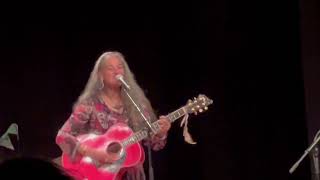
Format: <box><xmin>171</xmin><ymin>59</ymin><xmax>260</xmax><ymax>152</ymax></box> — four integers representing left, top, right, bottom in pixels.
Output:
<box><xmin>155</xmin><ymin>116</ymin><xmax>171</xmax><ymax>138</ymax></box>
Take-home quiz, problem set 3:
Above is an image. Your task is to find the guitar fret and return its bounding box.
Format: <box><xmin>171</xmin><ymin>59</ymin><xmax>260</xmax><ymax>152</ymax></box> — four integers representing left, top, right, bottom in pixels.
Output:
<box><xmin>169</xmin><ymin>114</ymin><xmax>175</xmax><ymax>122</ymax></box>
<box><xmin>123</xmin><ymin>122</ymin><xmax>168</xmax><ymax>147</ymax></box>
<box><xmin>167</xmin><ymin>108</ymin><xmax>185</xmax><ymax>123</ymax></box>
<box><xmin>177</xmin><ymin>109</ymin><xmax>184</xmax><ymax>118</ymax></box>
<box><xmin>138</xmin><ymin>132</ymin><xmax>143</xmax><ymax>140</ymax></box>
<box><xmin>180</xmin><ymin>109</ymin><xmax>184</xmax><ymax>115</ymax></box>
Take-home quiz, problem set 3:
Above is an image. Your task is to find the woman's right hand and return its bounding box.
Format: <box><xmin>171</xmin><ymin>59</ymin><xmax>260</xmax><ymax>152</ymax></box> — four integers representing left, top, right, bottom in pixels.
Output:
<box><xmin>78</xmin><ymin>144</ymin><xmax>119</xmax><ymax>163</ymax></box>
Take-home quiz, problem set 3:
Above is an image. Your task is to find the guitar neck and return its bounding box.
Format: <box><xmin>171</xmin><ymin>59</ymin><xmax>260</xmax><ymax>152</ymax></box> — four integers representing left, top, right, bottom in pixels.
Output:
<box><xmin>122</xmin><ymin>106</ymin><xmax>187</xmax><ymax>147</ymax></box>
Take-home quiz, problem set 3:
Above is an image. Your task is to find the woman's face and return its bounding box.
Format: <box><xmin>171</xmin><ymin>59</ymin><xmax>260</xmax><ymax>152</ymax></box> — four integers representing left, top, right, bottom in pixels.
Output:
<box><xmin>100</xmin><ymin>55</ymin><xmax>125</xmax><ymax>88</ymax></box>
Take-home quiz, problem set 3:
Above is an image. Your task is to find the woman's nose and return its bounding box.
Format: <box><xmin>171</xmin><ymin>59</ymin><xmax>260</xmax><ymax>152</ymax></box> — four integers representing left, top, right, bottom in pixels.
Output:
<box><xmin>115</xmin><ymin>68</ymin><xmax>123</xmax><ymax>75</ymax></box>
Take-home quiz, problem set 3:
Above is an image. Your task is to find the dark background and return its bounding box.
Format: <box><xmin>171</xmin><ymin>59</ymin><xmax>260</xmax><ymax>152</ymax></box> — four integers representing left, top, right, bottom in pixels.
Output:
<box><xmin>0</xmin><ymin>0</ymin><xmax>318</xmax><ymax>179</ymax></box>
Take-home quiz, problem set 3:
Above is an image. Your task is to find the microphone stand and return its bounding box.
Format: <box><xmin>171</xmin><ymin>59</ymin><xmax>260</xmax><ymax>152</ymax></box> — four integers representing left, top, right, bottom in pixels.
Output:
<box><xmin>290</xmin><ymin>129</ymin><xmax>320</xmax><ymax>176</ymax></box>
<box><xmin>121</xmin><ymin>86</ymin><xmax>157</xmax><ymax>180</ymax></box>
<box><xmin>147</xmin><ymin>135</ymin><xmax>154</xmax><ymax>180</ymax></box>
<box><xmin>122</xmin><ymin>88</ymin><xmax>157</xmax><ymax>134</ymax></box>
<box><xmin>311</xmin><ymin>130</ymin><xmax>320</xmax><ymax>180</ymax></box>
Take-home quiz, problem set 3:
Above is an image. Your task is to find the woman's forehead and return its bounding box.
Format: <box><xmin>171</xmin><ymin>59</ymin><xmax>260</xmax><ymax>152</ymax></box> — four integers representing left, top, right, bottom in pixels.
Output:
<box><xmin>104</xmin><ymin>56</ymin><xmax>123</xmax><ymax>65</ymax></box>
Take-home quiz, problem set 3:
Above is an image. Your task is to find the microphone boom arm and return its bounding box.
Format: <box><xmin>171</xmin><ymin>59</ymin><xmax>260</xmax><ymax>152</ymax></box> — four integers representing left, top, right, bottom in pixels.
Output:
<box><xmin>116</xmin><ymin>75</ymin><xmax>157</xmax><ymax>134</ymax></box>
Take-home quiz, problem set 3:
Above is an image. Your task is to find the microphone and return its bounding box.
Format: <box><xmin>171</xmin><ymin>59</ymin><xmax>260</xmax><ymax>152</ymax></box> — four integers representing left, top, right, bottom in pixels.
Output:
<box><xmin>116</xmin><ymin>74</ymin><xmax>130</xmax><ymax>90</ymax></box>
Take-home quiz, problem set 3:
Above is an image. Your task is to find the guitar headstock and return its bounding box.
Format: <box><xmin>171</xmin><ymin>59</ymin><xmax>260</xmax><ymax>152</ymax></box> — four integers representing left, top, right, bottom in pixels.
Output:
<box><xmin>185</xmin><ymin>94</ymin><xmax>213</xmax><ymax>115</ymax></box>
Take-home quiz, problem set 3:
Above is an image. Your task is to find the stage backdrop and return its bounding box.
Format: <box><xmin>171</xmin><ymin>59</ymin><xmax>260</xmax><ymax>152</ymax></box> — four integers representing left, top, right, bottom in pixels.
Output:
<box><xmin>0</xmin><ymin>1</ymin><xmax>311</xmax><ymax>180</ymax></box>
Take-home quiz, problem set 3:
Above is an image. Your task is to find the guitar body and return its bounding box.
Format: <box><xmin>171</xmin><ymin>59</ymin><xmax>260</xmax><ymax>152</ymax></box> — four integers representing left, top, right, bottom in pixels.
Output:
<box><xmin>61</xmin><ymin>123</ymin><xmax>145</xmax><ymax>180</ymax></box>
<box><xmin>60</xmin><ymin>94</ymin><xmax>213</xmax><ymax>180</ymax></box>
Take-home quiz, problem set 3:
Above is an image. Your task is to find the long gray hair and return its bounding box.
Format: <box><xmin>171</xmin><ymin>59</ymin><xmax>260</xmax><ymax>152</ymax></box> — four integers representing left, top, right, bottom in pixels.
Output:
<box><xmin>73</xmin><ymin>51</ymin><xmax>157</xmax><ymax>131</ymax></box>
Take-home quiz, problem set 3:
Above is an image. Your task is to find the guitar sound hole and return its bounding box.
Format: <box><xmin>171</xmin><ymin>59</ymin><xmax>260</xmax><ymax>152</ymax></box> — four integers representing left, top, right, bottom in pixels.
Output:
<box><xmin>107</xmin><ymin>142</ymin><xmax>122</xmax><ymax>154</ymax></box>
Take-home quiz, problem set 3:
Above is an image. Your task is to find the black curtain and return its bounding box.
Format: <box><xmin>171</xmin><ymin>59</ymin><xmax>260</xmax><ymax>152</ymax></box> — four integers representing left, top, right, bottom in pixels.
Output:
<box><xmin>0</xmin><ymin>1</ymin><xmax>311</xmax><ymax>179</ymax></box>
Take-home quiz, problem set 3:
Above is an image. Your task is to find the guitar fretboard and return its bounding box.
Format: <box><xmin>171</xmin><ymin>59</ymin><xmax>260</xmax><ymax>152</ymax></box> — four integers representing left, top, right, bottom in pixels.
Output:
<box><xmin>121</xmin><ymin>107</ymin><xmax>186</xmax><ymax>147</ymax></box>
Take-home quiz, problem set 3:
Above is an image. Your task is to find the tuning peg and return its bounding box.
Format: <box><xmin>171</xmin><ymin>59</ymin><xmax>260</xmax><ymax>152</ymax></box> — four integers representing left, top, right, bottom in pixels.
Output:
<box><xmin>191</xmin><ymin>108</ymin><xmax>195</xmax><ymax>112</ymax></box>
<box><xmin>194</xmin><ymin>111</ymin><xmax>198</xmax><ymax>115</ymax></box>
<box><xmin>196</xmin><ymin>105</ymin><xmax>200</xmax><ymax>108</ymax></box>
<box><xmin>204</xmin><ymin>107</ymin><xmax>208</xmax><ymax>110</ymax></box>
<box><xmin>188</xmin><ymin>99</ymin><xmax>193</xmax><ymax>105</ymax></box>
<box><xmin>199</xmin><ymin>109</ymin><xmax>203</xmax><ymax>113</ymax></box>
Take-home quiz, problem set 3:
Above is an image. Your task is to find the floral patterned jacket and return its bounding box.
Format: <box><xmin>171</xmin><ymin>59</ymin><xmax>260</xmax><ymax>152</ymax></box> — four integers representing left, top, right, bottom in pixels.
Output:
<box><xmin>56</xmin><ymin>97</ymin><xmax>167</xmax><ymax>180</ymax></box>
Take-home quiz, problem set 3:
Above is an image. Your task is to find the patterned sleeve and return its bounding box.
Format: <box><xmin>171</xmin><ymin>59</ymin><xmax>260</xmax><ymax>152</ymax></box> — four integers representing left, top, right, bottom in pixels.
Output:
<box><xmin>143</xmin><ymin>133</ymin><xmax>167</xmax><ymax>151</ymax></box>
<box><xmin>55</xmin><ymin>102</ymin><xmax>93</xmax><ymax>159</ymax></box>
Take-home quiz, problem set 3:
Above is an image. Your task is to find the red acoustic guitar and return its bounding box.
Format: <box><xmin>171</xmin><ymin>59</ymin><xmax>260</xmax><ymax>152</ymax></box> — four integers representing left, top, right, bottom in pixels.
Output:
<box><xmin>61</xmin><ymin>94</ymin><xmax>213</xmax><ymax>180</ymax></box>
